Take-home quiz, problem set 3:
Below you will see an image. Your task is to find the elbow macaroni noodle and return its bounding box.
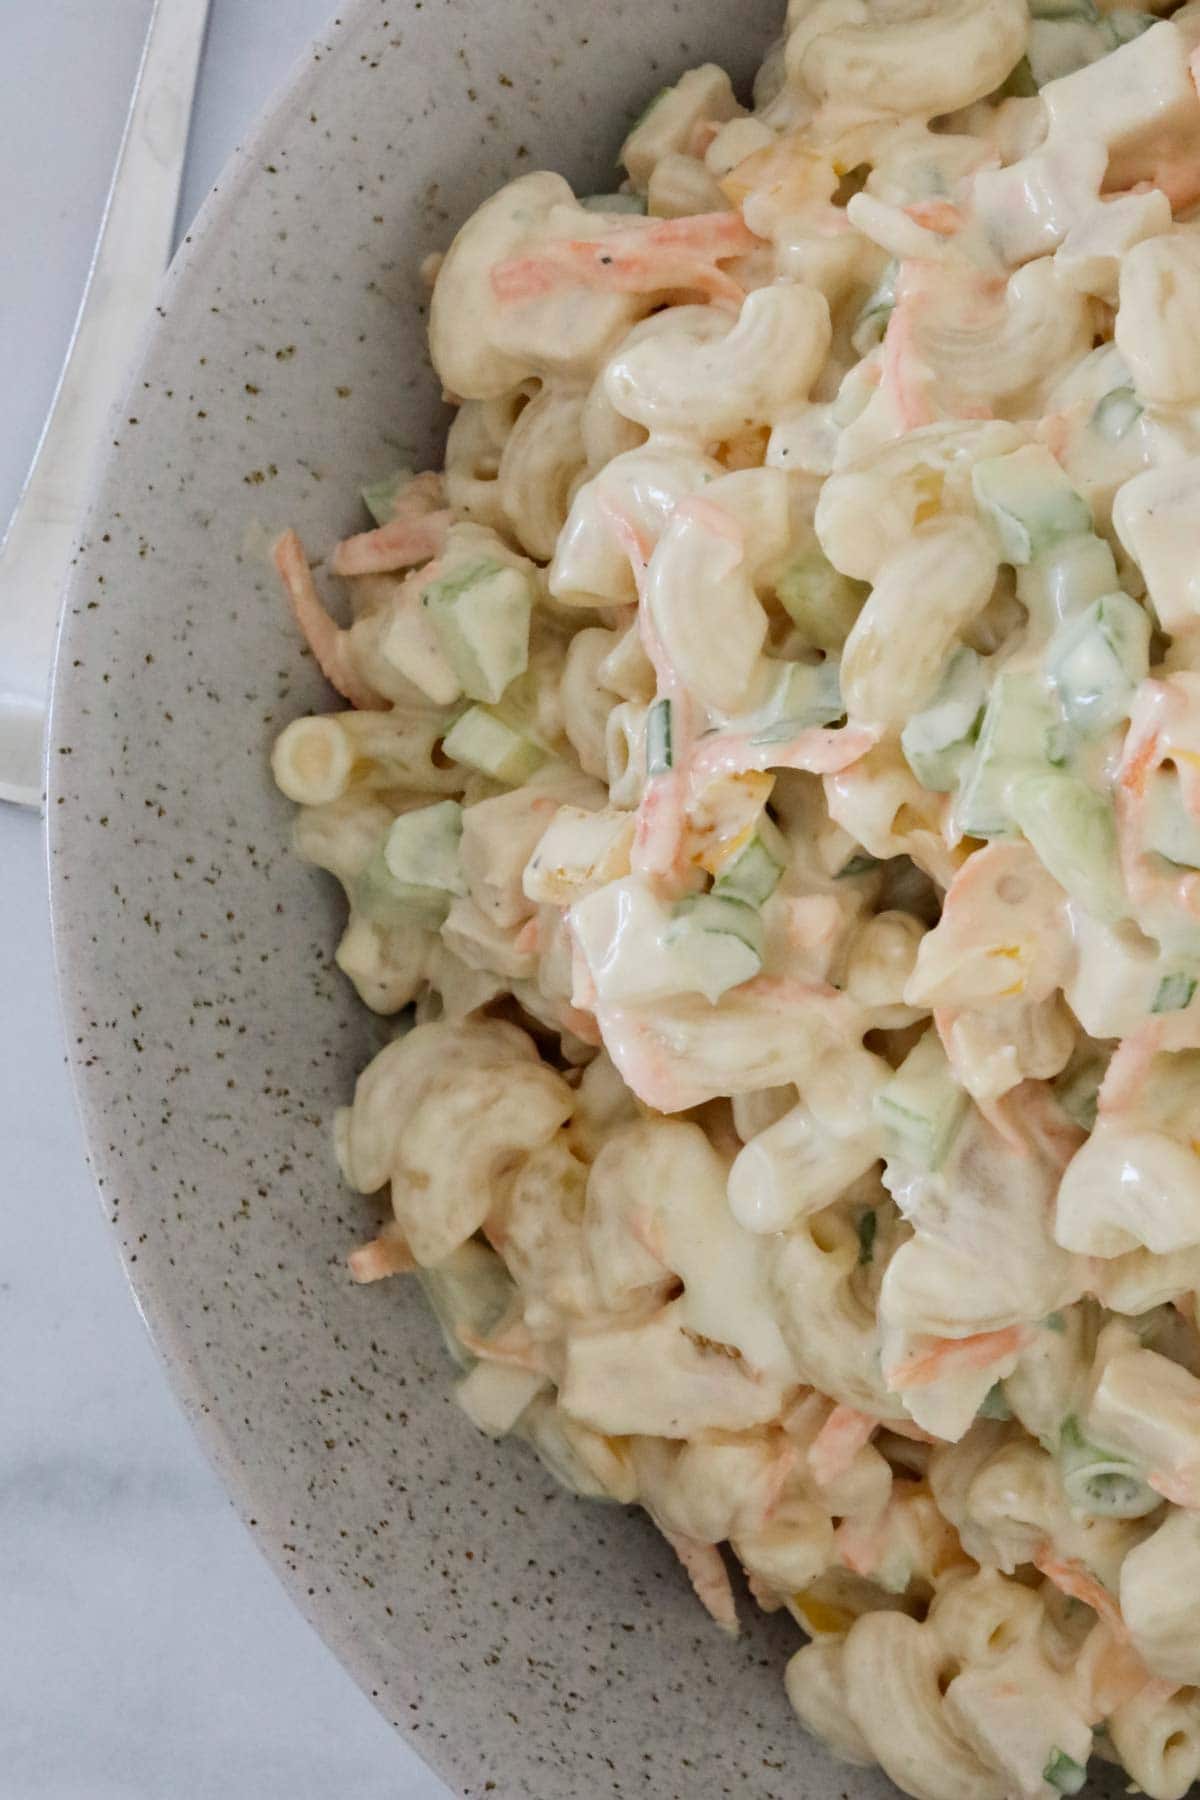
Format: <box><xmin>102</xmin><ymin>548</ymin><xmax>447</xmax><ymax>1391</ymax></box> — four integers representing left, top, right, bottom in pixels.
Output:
<box><xmin>272</xmin><ymin>2</ymin><xmax>1200</xmax><ymax>1793</ymax></box>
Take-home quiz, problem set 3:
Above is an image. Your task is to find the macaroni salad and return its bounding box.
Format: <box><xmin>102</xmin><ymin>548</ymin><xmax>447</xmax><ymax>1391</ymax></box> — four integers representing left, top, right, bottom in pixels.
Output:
<box><xmin>271</xmin><ymin>3</ymin><xmax>1200</xmax><ymax>1794</ymax></box>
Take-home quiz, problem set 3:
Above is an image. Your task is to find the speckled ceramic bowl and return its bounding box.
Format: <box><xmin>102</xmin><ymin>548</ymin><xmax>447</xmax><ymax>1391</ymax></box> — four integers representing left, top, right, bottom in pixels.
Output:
<box><xmin>47</xmin><ymin>5</ymin><xmax>894</xmax><ymax>1796</ymax></box>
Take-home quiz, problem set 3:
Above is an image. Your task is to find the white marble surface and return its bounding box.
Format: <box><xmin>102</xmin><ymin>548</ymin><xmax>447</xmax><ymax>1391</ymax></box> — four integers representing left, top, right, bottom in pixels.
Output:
<box><xmin>0</xmin><ymin>6</ymin><xmax>452</xmax><ymax>1795</ymax></box>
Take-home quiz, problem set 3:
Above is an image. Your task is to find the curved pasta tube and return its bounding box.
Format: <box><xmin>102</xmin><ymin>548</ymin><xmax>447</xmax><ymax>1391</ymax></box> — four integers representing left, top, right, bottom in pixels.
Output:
<box><xmin>727</xmin><ymin>1090</ymin><xmax>885</xmax><ymax>1234</ymax></box>
<box><xmin>928</xmin><ymin>1567</ymin><xmax>1044</xmax><ymax>1669</ymax></box>
<box><xmin>815</xmin><ymin>420</ymin><xmax>1025</xmax><ymax>583</ymax></box>
<box><xmin>824</xmin><ymin>739</ymin><xmax>962</xmax><ymax>890</ymax></box>
<box><xmin>583</xmin><ymin>1118</ymin><xmax>795</xmax><ymax>1379</ymax></box>
<box><xmin>336</xmin><ymin>1018</ymin><xmax>575</xmax><ymax>1266</ymax></box>
<box><xmin>549</xmin><ymin>442</ymin><xmax>723</xmax><ymax>607</ymax></box>
<box><xmin>559</xmin><ymin>627</ymin><xmax>619</xmax><ymax>780</ymax></box>
<box><xmin>497</xmin><ymin>383</ymin><xmax>589</xmax><ymax>560</ymax></box>
<box><xmin>582</xmin><ymin>306</ymin><xmax>724</xmax><ymax>470</ymax></box>
<box><xmin>490</xmin><ymin>1136</ymin><xmax>600</xmax><ymax>1327</ymax></box>
<box><xmin>785</xmin><ymin>1639</ymin><xmax>875</xmax><ymax>1767</ymax></box>
<box><xmin>1088</xmin><ymin>1344</ymin><xmax>1200</xmax><ymax>1507</ymax></box>
<box><xmin>443</xmin><ymin>387</ymin><xmax>533</xmax><ymax>532</ymax></box>
<box><xmin>1120</xmin><ymin>1510</ymin><xmax>1200</xmax><ymax>1684</ymax></box>
<box><xmin>630</xmin><ymin>1430</ymin><xmax>795</xmax><ymax>1545</ymax></box>
<box><xmin>620</xmin><ymin>64</ymin><xmax>741</xmax><ymax>191</ymax></box>
<box><xmin>840</xmin><ymin>518</ymin><xmax>997</xmax><ymax>729</ymax></box>
<box><xmin>771</xmin><ymin>1208</ymin><xmax>906</xmax><ymax>1419</ymax></box>
<box><xmin>841</xmin><ymin>1610</ymin><xmax>1007</xmax><ymax>1800</ymax></box>
<box><xmin>272</xmin><ymin>708</ymin><xmax>465</xmax><ymax>805</ymax></box>
<box><xmin>1116</xmin><ymin>232</ymin><xmax>1200</xmax><ymax>406</ymax></box>
<box><xmin>841</xmin><ymin>910</ymin><xmax>927</xmax><ymax>1028</ymax></box>
<box><xmin>335</xmin><ymin>914</ymin><xmax>434</xmax><ymax>1015</ymax></box>
<box><xmin>790</xmin><ymin>0</ymin><xmax>1026</xmax><ymax>117</ymax></box>
<box><xmin>604</xmin><ymin>284</ymin><xmax>832</xmax><ymax>443</ymax></box>
<box><xmin>645</xmin><ymin>482</ymin><xmax>786</xmax><ymax>715</ymax></box>
<box><xmin>430</xmin><ymin>172</ymin><xmax>644</xmax><ymax>399</ymax></box>
<box><xmin>1109</xmin><ymin>1683</ymin><xmax>1200</xmax><ymax>1800</ymax></box>
<box><xmin>1056</xmin><ymin>1126</ymin><xmax>1200</xmax><ymax>1257</ymax></box>
<box><xmin>905</xmin><ymin>843</ymin><xmax>1073</xmax><ymax>1013</ymax></box>
<box><xmin>893</xmin><ymin>259</ymin><xmax>1093</xmax><ymax>423</ymax></box>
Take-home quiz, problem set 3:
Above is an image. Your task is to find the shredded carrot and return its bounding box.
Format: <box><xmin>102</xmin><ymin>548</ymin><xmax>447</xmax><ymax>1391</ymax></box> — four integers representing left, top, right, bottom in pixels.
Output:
<box><xmin>1034</xmin><ymin>1544</ymin><xmax>1127</xmax><ymax>1639</ymax></box>
<box><xmin>889</xmin><ymin>1324</ymin><xmax>1029</xmax><ymax>1390</ymax></box>
<box><xmin>273</xmin><ymin>529</ymin><xmax>385</xmax><ymax>710</ymax></box>
<box><xmin>904</xmin><ymin>200</ymin><xmax>963</xmax><ymax>235</ymax></box>
<box><xmin>347</xmin><ymin>1225</ymin><xmax>416</xmax><ymax>1284</ymax></box>
<box><xmin>492</xmin><ymin>212</ymin><xmax>760</xmax><ymax>311</ymax></box>
<box><xmin>808</xmin><ymin>1405</ymin><xmax>878</xmax><ymax>1487</ymax></box>
<box><xmin>330</xmin><ymin>511</ymin><xmax>451</xmax><ymax>578</ymax></box>
<box><xmin>661</xmin><ymin>1530</ymin><xmax>739</xmax><ymax>1635</ymax></box>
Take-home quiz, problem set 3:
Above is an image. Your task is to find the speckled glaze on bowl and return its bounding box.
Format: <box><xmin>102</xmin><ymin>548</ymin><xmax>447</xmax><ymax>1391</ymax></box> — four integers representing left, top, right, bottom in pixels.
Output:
<box><xmin>47</xmin><ymin>5</ymin><xmax>895</xmax><ymax>1796</ymax></box>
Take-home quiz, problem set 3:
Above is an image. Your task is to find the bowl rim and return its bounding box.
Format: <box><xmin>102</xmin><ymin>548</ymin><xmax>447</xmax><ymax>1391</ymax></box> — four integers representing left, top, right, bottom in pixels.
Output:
<box><xmin>44</xmin><ymin>8</ymin><xmax>476</xmax><ymax>1792</ymax></box>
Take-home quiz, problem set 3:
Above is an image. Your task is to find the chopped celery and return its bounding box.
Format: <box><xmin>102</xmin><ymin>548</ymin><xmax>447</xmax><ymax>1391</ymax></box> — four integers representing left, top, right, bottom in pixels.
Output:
<box><xmin>1152</xmin><ymin>971</ymin><xmax>1198</xmax><ymax>1013</ymax></box>
<box><xmin>1054</xmin><ymin>1049</ymin><xmax>1108</xmax><ymax>1131</ymax></box>
<box><xmin>442</xmin><ymin>705</ymin><xmax>547</xmax><ymax>784</ymax></box>
<box><xmin>354</xmin><ymin>800</ymin><xmax>466</xmax><ymax>928</ymax></box>
<box><xmin>1091</xmin><ymin>385</ymin><xmax>1143</xmax><ymax>441</ymax></box>
<box><xmin>751</xmin><ymin>659</ymin><xmax>844</xmax><ymax>742</ymax></box>
<box><xmin>857</xmin><ymin>1209</ymin><xmax>878</xmax><ymax>1266</ymax></box>
<box><xmin>1010</xmin><ymin>773</ymin><xmax>1127</xmax><ymax>924</ymax></box>
<box><xmin>1030</xmin><ymin>0</ymin><xmax>1098</xmax><ymax>19</ymax></box>
<box><xmin>1017</xmin><ymin>533</ymin><xmax>1120</xmax><ymax>631</ymax></box>
<box><xmin>646</xmin><ymin>697</ymin><xmax>673</xmax><ymax>775</ymax></box>
<box><xmin>902</xmin><ymin>647</ymin><xmax>987</xmax><ymax>792</ymax></box>
<box><xmin>1043</xmin><ymin>1749</ymin><xmax>1088</xmax><ymax>1796</ymax></box>
<box><xmin>1048</xmin><ymin>591</ymin><xmax>1150</xmax><ymax>736</ymax></box>
<box><xmin>972</xmin><ymin>448</ymin><xmax>1093</xmax><ymax>565</ymax></box>
<box><xmin>665</xmin><ymin>894</ymin><xmax>764</xmax><ymax>1000</ymax></box>
<box><xmin>713</xmin><ymin>814</ymin><xmax>789</xmax><ymax>907</ymax></box>
<box><xmin>580</xmin><ymin>192</ymin><xmax>648</xmax><ymax>213</ymax></box>
<box><xmin>774</xmin><ymin>552</ymin><xmax>867</xmax><ymax>652</ymax></box>
<box><xmin>874</xmin><ymin>1029</ymin><xmax>968</xmax><ymax>1172</ymax></box>
<box><xmin>851</xmin><ymin>261</ymin><xmax>898</xmax><ymax>357</ymax></box>
<box><xmin>1144</xmin><ymin>773</ymin><xmax>1200</xmax><ymax>870</ymax></box>
<box><xmin>978</xmin><ymin>1383</ymin><xmax>1013</xmax><ymax>1422</ymax></box>
<box><xmin>955</xmin><ymin>672</ymin><xmax>1057</xmax><ymax>838</ymax></box>
<box><xmin>422</xmin><ymin>558</ymin><xmax>534</xmax><ymax>704</ymax></box>
<box><xmin>361</xmin><ymin>469</ymin><xmax>410</xmax><ymax>527</ymax></box>
<box><xmin>1058</xmin><ymin>1416</ymin><xmax>1160</xmax><ymax>1518</ymax></box>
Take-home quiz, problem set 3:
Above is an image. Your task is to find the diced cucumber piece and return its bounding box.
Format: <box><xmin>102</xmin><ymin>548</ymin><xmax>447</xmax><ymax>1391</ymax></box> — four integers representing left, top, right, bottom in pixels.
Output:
<box><xmin>751</xmin><ymin>659</ymin><xmax>844</xmax><ymax>742</ymax></box>
<box><xmin>646</xmin><ymin>697</ymin><xmax>673</xmax><ymax>775</ymax></box>
<box><xmin>775</xmin><ymin>552</ymin><xmax>867</xmax><ymax>652</ymax></box>
<box><xmin>954</xmin><ymin>672</ymin><xmax>1058</xmax><ymax>838</ymax></box>
<box><xmin>665</xmin><ymin>893</ymin><xmax>764</xmax><ymax>1001</ymax></box>
<box><xmin>1054</xmin><ymin>1048</ymin><xmax>1108</xmax><ymax>1131</ymax></box>
<box><xmin>1017</xmin><ymin>533</ymin><xmax>1121</xmax><ymax>632</ymax></box>
<box><xmin>1152</xmin><ymin>971</ymin><xmax>1198</xmax><ymax>1013</ymax></box>
<box><xmin>442</xmin><ymin>705</ymin><xmax>547</xmax><ymax>785</ymax></box>
<box><xmin>713</xmin><ymin>813</ymin><xmax>789</xmax><ymax>907</ymax></box>
<box><xmin>873</xmin><ymin>1029</ymin><xmax>968</xmax><ymax>1172</ymax></box>
<box><xmin>1091</xmin><ymin>384</ymin><xmax>1143</xmax><ymax>441</ymax></box>
<box><xmin>902</xmin><ymin>647</ymin><xmax>987</xmax><ymax>793</ymax></box>
<box><xmin>857</xmin><ymin>1209</ymin><xmax>878</xmax><ymax>1266</ymax></box>
<box><xmin>1048</xmin><ymin>591</ymin><xmax>1150</xmax><ymax>737</ymax></box>
<box><xmin>1009</xmin><ymin>773</ymin><xmax>1127</xmax><ymax>924</ymax></box>
<box><xmin>1143</xmin><ymin>773</ymin><xmax>1200</xmax><ymax>870</ymax></box>
<box><xmin>422</xmin><ymin>559</ymin><xmax>534</xmax><ymax>705</ymax></box>
<box><xmin>580</xmin><ymin>192</ymin><xmax>648</xmax><ymax>214</ymax></box>
<box><xmin>1043</xmin><ymin>1749</ymin><xmax>1088</xmax><ymax>1797</ymax></box>
<box><xmin>851</xmin><ymin>261</ymin><xmax>898</xmax><ymax>357</ymax></box>
<box><xmin>353</xmin><ymin>799</ymin><xmax>466</xmax><ymax>928</ymax></box>
<box><xmin>1058</xmin><ymin>1416</ymin><xmax>1160</xmax><ymax>1518</ymax></box>
<box><xmin>972</xmin><ymin>447</ymin><xmax>1093</xmax><ymax>565</ymax></box>
<box><xmin>361</xmin><ymin>469</ymin><xmax>410</xmax><ymax>527</ymax></box>
<box><xmin>978</xmin><ymin>1383</ymin><xmax>1013</xmax><ymax>1421</ymax></box>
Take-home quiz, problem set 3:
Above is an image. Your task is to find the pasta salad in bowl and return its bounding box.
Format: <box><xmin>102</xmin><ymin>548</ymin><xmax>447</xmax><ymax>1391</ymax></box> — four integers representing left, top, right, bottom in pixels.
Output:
<box><xmin>264</xmin><ymin>1</ymin><xmax>1200</xmax><ymax>1796</ymax></box>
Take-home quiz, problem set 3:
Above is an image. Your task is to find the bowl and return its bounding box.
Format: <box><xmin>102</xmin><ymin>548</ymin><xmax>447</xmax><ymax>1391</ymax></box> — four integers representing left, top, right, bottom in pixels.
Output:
<box><xmin>48</xmin><ymin>3</ymin><xmax>891</xmax><ymax>1795</ymax></box>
